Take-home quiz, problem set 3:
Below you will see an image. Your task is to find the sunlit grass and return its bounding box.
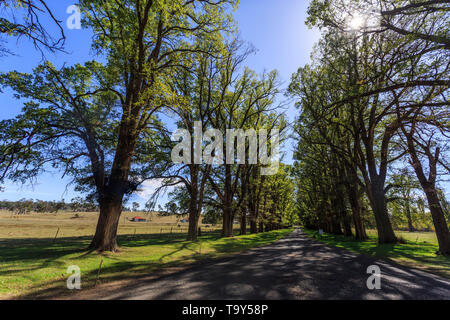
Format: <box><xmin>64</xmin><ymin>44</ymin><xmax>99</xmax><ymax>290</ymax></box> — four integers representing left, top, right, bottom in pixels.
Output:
<box><xmin>365</xmin><ymin>229</ymin><xmax>438</xmax><ymax>245</ymax></box>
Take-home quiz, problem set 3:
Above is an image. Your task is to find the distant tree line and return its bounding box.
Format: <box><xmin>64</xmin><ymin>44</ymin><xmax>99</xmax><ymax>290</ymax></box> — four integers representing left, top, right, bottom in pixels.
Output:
<box><xmin>0</xmin><ymin>197</ymin><xmax>99</xmax><ymax>214</ymax></box>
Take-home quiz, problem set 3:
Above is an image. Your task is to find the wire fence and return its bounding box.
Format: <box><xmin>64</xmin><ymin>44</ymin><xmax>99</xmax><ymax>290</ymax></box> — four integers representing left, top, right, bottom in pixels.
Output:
<box><xmin>118</xmin><ymin>225</ymin><xmax>224</xmax><ymax>238</ymax></box>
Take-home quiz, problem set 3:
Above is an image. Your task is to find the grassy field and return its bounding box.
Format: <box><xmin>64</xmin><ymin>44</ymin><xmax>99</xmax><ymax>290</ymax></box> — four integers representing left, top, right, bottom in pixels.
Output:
<box><xmin>303</xmin><ymin>229</ymin><xmax>450</xmax><ymax>279</ymax></box>
<box><xmin>0</xmin><ymin>210</ymin><xmax>222</xmax><ymax>239</ymax></box>
<box><xmin>0</xmin><ymin>210</ymin><xmax>293</xmax><ymax>299</ymax></box>
<box><xmin>366</xmin><ymin>229</ymin><xmax>439</xmax><ymax>244</ymax></box>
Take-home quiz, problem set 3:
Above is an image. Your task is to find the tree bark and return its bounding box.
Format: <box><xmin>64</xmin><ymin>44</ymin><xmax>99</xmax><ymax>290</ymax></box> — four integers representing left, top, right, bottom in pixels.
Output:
<box><xmin>248</xmin><ymin>167</ymin><xmax>259</xmax><ymax>234</ymax></box>
<box><xmin>187</xmin><ymin>211</ymin><xmax>201</xmax><ymax>241</ymax></box>
<box><xmin>405</xmin><ymin>198</ymin><xmax>415</xmax><ymax>232</ymax></box>
<box><xmin>329</xmin><ymin>193</ymin><xmax>343</xmax><ymax>235</ymax></box>
<box><xmin>331</xmin><ymin>217</ymin><xmax>343</xmax><ymax>235</ymax></box>
<box><xmin>347</xmin><ymin>185</ymin><xmax>368</xmax><ymax>240</ymax></box>
<box><xmin>258</xmin><ymin>222</ymin><xmax>264</xmax><ymax>233</ymax></box>
<box><xmin>368</xmin><ymin>179</ymin><xmax>397</xmax><ymax>243</ymax></box>
<box><xmin>89</xmin><ymin>197</ymin><xmax>122</xmax><ymax>252</ymax></box>
<box><xmin>222</xmin><ymin>165</ymin><xmax>234</xmax><ymax>237</ymax></box>
<box><xmin>248</xmin><ymin>196</ymin><xmax>258</xmax><ymax>234</ymax></box>
<box><xmin>187</xmin><ymin>187</ymin><xmax>201</xmax><ymax>241</ymax></box>
<box><xmin>247</xmin><ymin>187</ymin><xmax>257</xmax><ymax>233</ymax></box>
<box><xmin>240</xmin><ymin>208</ymin><xmax>247</xmax><ymax>235</ymax></box>
<box><xmin>424</xmin><ymin>188</ymin><xmax>450</xmax><ymax>254</ymax></box>
<box><xmin>342</xmin><ymin>212</ymin><xmax>353</xmax><ymax>237</ymax></box>
<box><xmin>222</xmin><ymin>204</ymin><xmax>233</xmax><ymax>237</ymax></box>
<box><xmin>238</xmin><ymin>165</ymin><xmax>250</xmax><ymax>236</ymax></box>
<box><xmin>187</xmin><ymin>167</ymin><xmax>200</xmax><ymax>241</ymax></box>
<box><xmin>337</xmin><ymin>188</ymin><xmax>352</xmax><ymax>237</ymax></box>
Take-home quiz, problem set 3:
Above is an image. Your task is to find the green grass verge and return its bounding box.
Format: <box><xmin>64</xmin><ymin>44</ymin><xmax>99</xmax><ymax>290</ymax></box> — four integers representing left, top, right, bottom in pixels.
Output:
<box><xmin>303</xmin><ymin>229</ymin><xmax>450</xmax><ymax>279</ymax></box>
<box><xmin>0</xmin><ymin>229</ymin><xmax>293</xmax><ymax>299</ymax></box>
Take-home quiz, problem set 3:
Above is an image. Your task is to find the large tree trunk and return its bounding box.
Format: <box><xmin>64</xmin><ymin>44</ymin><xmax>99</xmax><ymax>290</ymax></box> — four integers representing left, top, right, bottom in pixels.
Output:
<box><xmin>328</xmin><ymin>199</ymin><xmax>343</xmax><ymax>235</ymax></box>
<box><xmin>187</xmin><ymin>211</ymin><xmax>201</xmax><ymax>241</ymax></box>
<box><xmin>222</xmin><ymin>165</ymin><xmax>234</xmax><ymax>237</ymax></box>
<box><xmin>258</xmin><ymin>222</ymin><xmax>264</xmax><ymax>233</ymax></box>
<box><xmin>342</xmin><ymin>212</ymin><xmax>353</xmax><ymax>237</ymax></box>
<box><xmin>222</xmin><ymin>205</ymin><xmax>233</xmax><ymax>237</ymax></box>
<box><xmin>240</xmin><ymin>208</ymin><xmax>247</xmax><ymax>235</ymax></box>
<box><xmin>248</xmin><ymin>167</ymin><xmax>259</xmax><ymax>234</ymax></box>
<box><xmin>424</xmin><ymin>188</ymin><xmax>450</xmax><ymax>254</ymax></box>
<box><xmin>353</xmin><ymin>205</ymin><xmax>367</xmax><ymax>240</ymax></box>
<box><xmin>337</xmin><ymin>190</ymin><xmax>352</xmax><ymax>237</ymax></box>
<box><xmin>347</xmin><ymin>186</ymin><xmax>368</xmax><ymax>240</ymax></box>
<box><xmin>331</xmin><ymin>217</ymin><xmax>343</xmax><ymax>235</ymax></box>
<box><xmin>238</xmin><ymin>165</ymin><xmax>249</xmax><ymax>236</ymax></box>
<box><xmin>248</xmin><ymin>194</ymin><xmax>258</xmax><ymax>234</ymax></box>
<box><xmin>372</xmin><ymin>193</ymin><xmax>397</xmax><ymax>243</ymax></box>
<box><xmin>89</xmin><ymin>197</ymin><xmax>122</xmax><ymax>252</ymax></box>
<box><xmin>405</xmin><ymin>198</ymin><xmax>415</xmax><ymax>232</ymax></box>
<box><xmin>368</xmin><ymin>180</ymin><xmax>397</xmax><ymax>244</ymax></box>
<box><xmin>250</xmin><ymin>220</ymin><xmax>258</xmax><ymax>233</ymax></box>
<box><xmin>187</xmin><ymin>189</ymin><xmax>201</xmax><ymax>241</ymax></box>
<box><xmin>89</xmin><ymin>111</ymin><xmax>138</xmax><ymax>252</ymax></box>
<box><xmin>187</xmin><ymin>168</ymin><xmax>200</xmax><ymax>241</ymax></box>
<box><xmin>221</xmin><ymin>205</ymin><xmax>234</xmax><ymax>237</ymax></box>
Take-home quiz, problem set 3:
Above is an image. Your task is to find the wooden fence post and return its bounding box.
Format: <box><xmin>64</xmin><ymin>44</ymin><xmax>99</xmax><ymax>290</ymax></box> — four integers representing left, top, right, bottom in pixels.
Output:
<box><xmin>53</xmin><ymin>227</ymin><xmax>60</xmax><ymax>244</ymax></box>
<box><xmin>95</xmin><ymin>258</ymin><xmax>104</xmax><ymax>286</ymax></box>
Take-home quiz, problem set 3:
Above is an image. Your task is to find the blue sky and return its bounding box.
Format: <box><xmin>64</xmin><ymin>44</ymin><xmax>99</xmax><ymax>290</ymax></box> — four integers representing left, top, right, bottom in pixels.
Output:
<box><xmin>0</xmin><ymin>0</ymin><xmax>320</xmax><ymax>207</ymax></box>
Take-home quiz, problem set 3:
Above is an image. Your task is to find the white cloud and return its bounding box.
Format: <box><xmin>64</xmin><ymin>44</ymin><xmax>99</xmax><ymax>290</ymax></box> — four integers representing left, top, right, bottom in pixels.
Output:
<box><xmin>137</xmin><ymin>179</ymin><xmax>176</xmax><ymax>199</ymax></box>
